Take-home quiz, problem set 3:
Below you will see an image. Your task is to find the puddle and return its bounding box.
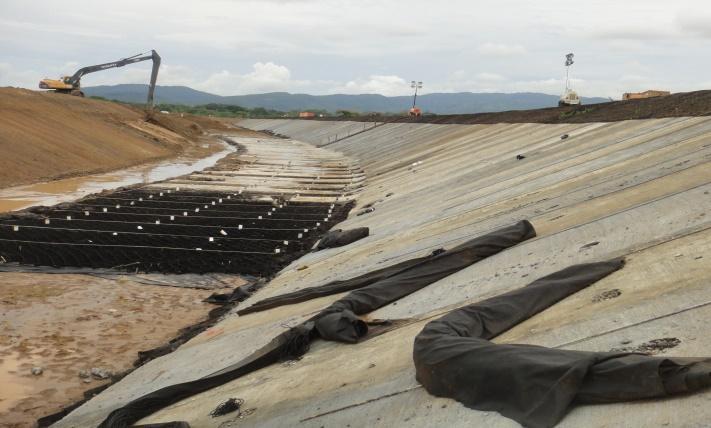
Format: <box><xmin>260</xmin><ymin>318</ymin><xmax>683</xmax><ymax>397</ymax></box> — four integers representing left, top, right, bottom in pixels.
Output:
<box><xmin>0</xmin><ymin>139</ymin><xmax>235</xmax><ymax>213</ymax></box>
<box><xmin>0</xmin><ymin>350</ymin><xmax>34</xmax><ymax>413</ymax></box>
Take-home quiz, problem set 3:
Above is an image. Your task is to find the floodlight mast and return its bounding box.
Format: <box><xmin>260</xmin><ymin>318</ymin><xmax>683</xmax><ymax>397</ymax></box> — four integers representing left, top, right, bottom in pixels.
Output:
<box><xmin>411</xmin><ymin>80</ymin><xmax>423</xmax><ymax>108</ymax></box>
<box><xmin>564</xmin><ymin>53</ymin><xmax>574</xmax><ymax>91</ymax></box>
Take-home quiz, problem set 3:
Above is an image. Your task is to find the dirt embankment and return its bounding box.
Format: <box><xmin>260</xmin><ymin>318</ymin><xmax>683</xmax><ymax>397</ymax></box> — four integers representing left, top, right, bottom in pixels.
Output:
<box><xmin>302</xmin><ymin>90</ymin><xmax>711</xmax><ymax>125</ymax></box>
<box><xmin>0</xmin><ymin>88</ymin><xmax>230</xmax><ymax>189</ymax></box>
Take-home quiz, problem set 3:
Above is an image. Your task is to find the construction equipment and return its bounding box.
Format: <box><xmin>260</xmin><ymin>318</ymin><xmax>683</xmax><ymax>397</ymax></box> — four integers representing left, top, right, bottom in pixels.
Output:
<box><xmin>409</xmin><ymin>80</ymin><xmax>423</xmax><ymax>117</ymax></box>
<box><xmin>39</xmin><ymin>50</ymin><xmax>161</xmax><ymax>108</ymax></box>
<box><xmin>623</xmin><ymin>90</ymin><xmax>671</xmax><ymax>100</ymax></box>
<box><xmin>559</xmin><ymin>53</ymin><xmax>581</xmax><ymax>107</ymax></box>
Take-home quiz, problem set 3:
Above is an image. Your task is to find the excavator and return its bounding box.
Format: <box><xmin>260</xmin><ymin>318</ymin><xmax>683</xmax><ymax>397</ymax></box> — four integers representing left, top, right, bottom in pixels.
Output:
<box><xmin>38</xmin><ymin>50</ymin><xmax>161</xmax><ymax>108</ymax></box>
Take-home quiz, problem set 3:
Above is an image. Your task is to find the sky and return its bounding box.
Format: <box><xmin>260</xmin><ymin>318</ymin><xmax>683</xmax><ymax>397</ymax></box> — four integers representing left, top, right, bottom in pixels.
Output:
<box><xmin>1</xmin><ymin>0</ymin><xmax>710</xmax><ymax>98</ymax></box>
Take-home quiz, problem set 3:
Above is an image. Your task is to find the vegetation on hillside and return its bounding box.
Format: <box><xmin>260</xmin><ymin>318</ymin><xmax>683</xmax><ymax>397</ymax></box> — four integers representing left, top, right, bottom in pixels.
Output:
<box><xmin>89</xmin><ymin>96</ymin><xmax>402</xmax><ymax>119</ymax></box>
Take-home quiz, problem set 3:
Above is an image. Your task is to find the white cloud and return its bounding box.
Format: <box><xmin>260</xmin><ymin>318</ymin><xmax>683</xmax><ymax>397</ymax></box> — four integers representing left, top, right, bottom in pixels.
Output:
<box><xmin>475</xmin><ymin>72</ymin><xmax>506</xmax><ymax>82</ymax></box>
<box><xmin>333</xmin><ymin>75</ymin><xmax>412</xmax><ymax>96</ymax></box>
<box><xmin>675</xmin><ymin>8</ymin><xmax>711</xmax><ymax>37</ymax></box>
<box><xmin>196</xmin><ymin>62</ymin><xmax>293</xmax><ymax>94</ymax></box>
<box><xmin>478</xmin><ymin>43</ymin><xmax>526</xmax><ymax>56</ymax></box>
<box><xmin>3</xmin><ymin>0</ymin><xmax>711</xmax><ymax>98</ymax></box>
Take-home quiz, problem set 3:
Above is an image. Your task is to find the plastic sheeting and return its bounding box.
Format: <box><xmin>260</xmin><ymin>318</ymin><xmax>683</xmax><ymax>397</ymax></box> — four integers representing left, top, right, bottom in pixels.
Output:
<box><xmin>413</xmin><ymin>259</ymin><xmax>711</xmax><ymax>428</ymax></box>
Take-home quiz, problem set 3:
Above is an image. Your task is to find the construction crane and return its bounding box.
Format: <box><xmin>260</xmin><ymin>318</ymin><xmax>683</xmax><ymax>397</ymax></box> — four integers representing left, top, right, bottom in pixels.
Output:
<box><xmin>38</xmin><ymin>50</ymin><xmax>161</xmax><ymax>109</ymax></box>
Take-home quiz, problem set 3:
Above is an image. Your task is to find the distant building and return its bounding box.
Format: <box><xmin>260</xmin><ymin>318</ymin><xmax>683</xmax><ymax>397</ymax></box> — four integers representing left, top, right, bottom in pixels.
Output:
<box><xmin>299</xmin><ymin>111</ymin><xmax>316</xmax><ymax>118</ymax></box>
<box><xmin>622</xmin><ymin>90</ymin><xmax>671</xmax><ymax>100</ymax></box>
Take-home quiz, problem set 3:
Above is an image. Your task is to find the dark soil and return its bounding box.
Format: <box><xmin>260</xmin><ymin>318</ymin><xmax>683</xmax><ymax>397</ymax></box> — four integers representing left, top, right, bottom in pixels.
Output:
<box><xmin>301</xmin><ymin>90</ymin><xmax>711</xmax><ymax>125</ymax></box>
<box><xmin>611</xmin><ymin>337</ymin><xmax>682</xmax><ymax>354</ymax></box>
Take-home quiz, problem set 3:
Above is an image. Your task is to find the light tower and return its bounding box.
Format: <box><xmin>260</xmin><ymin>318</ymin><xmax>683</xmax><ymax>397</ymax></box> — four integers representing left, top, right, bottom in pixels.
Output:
<box><xmin>409</xmin><ymin>80</ymin><xmax>423</xmax><ymax>117</ymax></box>
<box><xmin>559</xmin><ymin>53</ymin><xmax>581</xmax><ymax>107</ymax></box>
<box><xmin>564</xmin><ymin>53</ymin><xmax>574</xmax><ymax>91</ymax></box>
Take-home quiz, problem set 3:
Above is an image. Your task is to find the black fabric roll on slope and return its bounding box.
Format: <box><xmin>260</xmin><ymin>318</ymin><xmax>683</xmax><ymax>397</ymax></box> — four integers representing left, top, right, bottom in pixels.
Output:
<box><xmin>239</xmin><ymin>220</ymin><xmax>535</xmax><ymax>316</ymax></box>
<box><xmin>98</xmin><ymin>220</ymin><xmax>536</xmax><ymax>427</ymax></box>
<box><xmin>413</xmin><ymin>259</ymin><xmax>711</xmax><ymax>428</ymax></box>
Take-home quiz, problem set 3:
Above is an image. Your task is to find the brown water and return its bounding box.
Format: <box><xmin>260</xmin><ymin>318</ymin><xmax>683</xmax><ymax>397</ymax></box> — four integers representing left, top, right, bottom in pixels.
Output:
<box><xmin>0</xmin><ymin>141</ymin><xmax>235</xmax><ymax>213</ymax></box>
<box><xmin>0</xmin><ymin>352</ymin><xmax>33</xmax><ymax>413</ymax></box>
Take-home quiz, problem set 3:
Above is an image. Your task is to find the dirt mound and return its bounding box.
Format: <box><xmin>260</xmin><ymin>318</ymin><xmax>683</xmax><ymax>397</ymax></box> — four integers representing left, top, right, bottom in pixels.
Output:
<box><xmin>0</xmin><ymin>88</ymin><xmax>228</xmax><ymax>189</ymax></box>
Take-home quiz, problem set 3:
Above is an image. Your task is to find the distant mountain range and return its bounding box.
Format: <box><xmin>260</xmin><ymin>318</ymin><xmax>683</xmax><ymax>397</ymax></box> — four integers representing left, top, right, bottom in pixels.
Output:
<box><xmin>83</xmin><ymin>84</ymin><xmax>609</xmax><ymax>114</ymax></box>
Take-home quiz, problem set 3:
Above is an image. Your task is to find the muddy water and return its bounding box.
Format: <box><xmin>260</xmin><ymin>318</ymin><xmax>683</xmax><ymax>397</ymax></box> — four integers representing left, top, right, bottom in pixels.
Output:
<box><xmin>0</xmin><ymin>352</ymin><xmax>33</xmax><ymax>413</ymax></box>
<box><xmin>0</xmin><ymin>140</ymin><xmax>235</xmax><ymax>213</ymax></box>
<box><xmin>0</xmin><ymin>272</ymin><xmax>233</xmax><ymax>426</ymax></box>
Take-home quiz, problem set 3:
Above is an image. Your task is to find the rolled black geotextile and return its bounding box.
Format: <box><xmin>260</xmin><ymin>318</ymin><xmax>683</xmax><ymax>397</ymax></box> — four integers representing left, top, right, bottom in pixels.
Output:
<box><xmin>413</xmin><ymin>259</ymin><xmax>711</xmax><ymax>428</ymax></box>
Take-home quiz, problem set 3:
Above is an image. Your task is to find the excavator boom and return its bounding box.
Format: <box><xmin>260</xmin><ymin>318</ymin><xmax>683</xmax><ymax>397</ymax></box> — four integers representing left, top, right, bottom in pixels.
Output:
<box><xmin>39</xmin><ymin>50</ymin><xmax>161</xmax><ymax>109</ymax></box>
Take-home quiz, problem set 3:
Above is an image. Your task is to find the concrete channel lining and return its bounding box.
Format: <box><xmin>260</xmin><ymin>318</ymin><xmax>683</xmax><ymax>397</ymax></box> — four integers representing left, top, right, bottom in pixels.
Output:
<box><xmin>56</xmin><ymin>119</ymin><xmax>711</xmax><ymax>427</ymax></box>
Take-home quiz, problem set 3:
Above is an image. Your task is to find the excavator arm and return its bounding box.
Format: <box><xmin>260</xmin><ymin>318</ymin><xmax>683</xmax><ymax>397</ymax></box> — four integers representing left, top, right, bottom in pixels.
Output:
<box><xmin>39</xmin><ymin>50</ymin><xmax>161</xmax><ymax>109</ymax></box>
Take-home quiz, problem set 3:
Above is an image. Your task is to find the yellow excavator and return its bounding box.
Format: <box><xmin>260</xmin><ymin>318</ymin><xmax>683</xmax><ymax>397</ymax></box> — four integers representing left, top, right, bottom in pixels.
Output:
<box><xmin>39</xmin><ymin>50</ymin><xmax>161</xmax><ymax>108</ymax></box>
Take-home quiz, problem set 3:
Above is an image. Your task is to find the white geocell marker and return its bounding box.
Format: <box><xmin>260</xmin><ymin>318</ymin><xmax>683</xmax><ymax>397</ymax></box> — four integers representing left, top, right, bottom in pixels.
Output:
<box><xmin>139</xmin><ymin>198</ymin><xmax>143</xmax><ymax>202</ymax></box>
<box><xmin>130</xmin><ymin>201</ymin><xmax>135</xmax><ymax>205</ymax></box>
<box><xmin>13</xmin><ymin>225</ymin><xmax>19</xmax><ymax>231</ymax></box>
<box><xmin>155</xmin><ymin>220</ymin><xmax>160</xmax><ymax>224</ymax></box>
<box><xmin>66</xmin><ymin>216</ymin><xmax>72</xmax><ymax>220</ymax></box>
<box><xmin>137</xmin><ymin>226</ymin><xmax>143</xmax><ymax>230</ymax></box>
<box><xmin>298</xmin><ymin>233</ymin><xmax>303</xmax><ymax>238</ymax></box>
<box><xmin>274</xmin><ymin>248</ymin><xmax>281</xmax><ymax>254</ymax></box>
<box><xmin>220</xmin><ymin>230</ymin><xmax>227</xmax><ymax>236</ymax></box>
<box><xmin>159</xmin><ymin>192</ymin><xmax>163</xmax><ymax>196</ymax></box>
<box><xmin>238</xmin><ymin>225</ymin><xmax>243</xmax><ymax>230</ymax></box>
<box><xmin>84</xmin><ymin>211</ymin><xmax>89</xmax><ymax>216</ymax></box>
<box><xmin>209</xmin><ymin>237</ymin><xmax>214</xmax><ymax>242</ymax></box>
<box><xmin>112</xmin><ymin>232</ymin><xmax>118</xmax><ymax>236</ymax></box>
<box><xmin>258</xmin><ymin>216</ymin><xmax>262</xmax><ymax>219</ymax></box>
<box><xmin>183</xmin><ymin>212</ymin><xmax>188</xmax><ymax>216</ymax></box>
<box><xmin>44</xmin><ymin>219</ymin><xmax>50</xmax><ymax>225</ymax></box>
<box><xmin>170</xmin><ymin>216</ymin><xmax>175</xmax><ymax>221</ymax></box>
<box><xmin>103</xmin><ymin>208</ymin><xmax>108</xmax><ymax>212</ymax></box>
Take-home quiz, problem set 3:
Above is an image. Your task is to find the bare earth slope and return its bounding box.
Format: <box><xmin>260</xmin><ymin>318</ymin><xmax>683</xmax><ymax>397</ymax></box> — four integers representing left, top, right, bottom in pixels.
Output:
<box><xmin>0</xmin><ymin>88</ymin><xmax>221</xmax><ymax>188</ymax></box>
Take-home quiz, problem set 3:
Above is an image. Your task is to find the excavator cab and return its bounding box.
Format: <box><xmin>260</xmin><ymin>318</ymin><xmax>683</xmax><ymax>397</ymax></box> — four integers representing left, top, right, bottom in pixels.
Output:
<box><xmin>39</xmin><ymin>76</ymin><xmax>77</xmax><ymax>94</ymax></box>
